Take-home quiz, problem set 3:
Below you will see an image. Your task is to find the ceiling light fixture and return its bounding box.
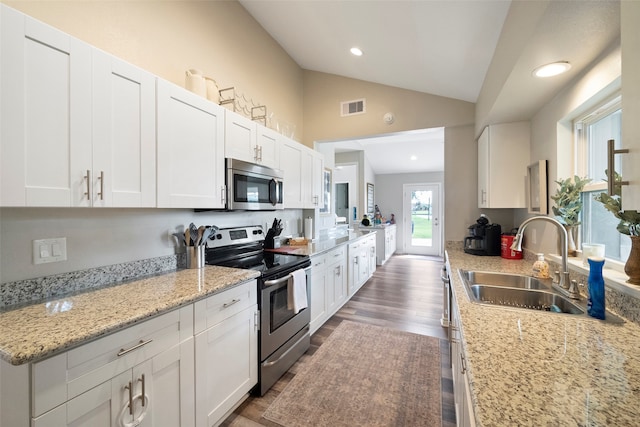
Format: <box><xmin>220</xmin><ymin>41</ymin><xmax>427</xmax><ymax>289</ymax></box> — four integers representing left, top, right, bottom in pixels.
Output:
<box><xmin>410</xmin><ymin>155</ymin><xmax>417</xmax><ymax>161</ymax></box>
<box><xmin>533</xmin><ymin>61</ymin><xmax>571</xmax><ymax>78</ymax></box>
<box><xmin>350</xmin><ymin>47</ymin><xmax>363</xmax><ymax>56</ymax></box>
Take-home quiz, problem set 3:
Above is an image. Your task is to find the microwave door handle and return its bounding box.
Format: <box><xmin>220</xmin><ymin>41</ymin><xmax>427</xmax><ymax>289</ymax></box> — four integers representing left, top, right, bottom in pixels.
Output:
<box><xmin>269</xmin><ymin>179</ymin><xmax>279</xmax><ymax>206</ymax></box>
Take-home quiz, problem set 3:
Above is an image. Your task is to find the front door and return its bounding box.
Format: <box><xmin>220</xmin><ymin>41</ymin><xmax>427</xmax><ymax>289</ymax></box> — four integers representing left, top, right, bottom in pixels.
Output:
<box><xmin>403</xmin><ymin>183</ymin><xmax>441</xmax><ymax>256</ymax></box>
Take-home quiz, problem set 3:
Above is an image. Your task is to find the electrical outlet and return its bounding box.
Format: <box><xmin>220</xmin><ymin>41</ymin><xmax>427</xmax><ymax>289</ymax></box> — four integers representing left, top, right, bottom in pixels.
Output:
<box><xmin>33</xmin><ymin>238</ymin><xmax>67</xmax><ymax>265</ymax></box>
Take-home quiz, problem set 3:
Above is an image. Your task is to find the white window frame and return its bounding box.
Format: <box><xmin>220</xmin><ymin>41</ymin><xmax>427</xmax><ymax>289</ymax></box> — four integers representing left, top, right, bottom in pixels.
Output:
<box><xmin>573</xmin><ymin>93</ymin><xmax>626</xmax><ymax>271</ymax></box>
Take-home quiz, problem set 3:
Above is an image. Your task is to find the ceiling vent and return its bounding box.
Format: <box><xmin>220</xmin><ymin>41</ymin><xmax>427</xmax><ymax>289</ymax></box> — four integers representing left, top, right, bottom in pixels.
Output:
<box><xmin>340</xmin><ymin>98</ymin><xmax>366</xmax><ymax>117</ymax></box>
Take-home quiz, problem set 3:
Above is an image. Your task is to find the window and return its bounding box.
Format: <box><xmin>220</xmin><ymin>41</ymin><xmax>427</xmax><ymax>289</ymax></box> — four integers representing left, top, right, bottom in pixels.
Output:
<box><xmin>574</xmin><ymin>95</ymin><xmax>631</xmax><ymax>262</ymax></box>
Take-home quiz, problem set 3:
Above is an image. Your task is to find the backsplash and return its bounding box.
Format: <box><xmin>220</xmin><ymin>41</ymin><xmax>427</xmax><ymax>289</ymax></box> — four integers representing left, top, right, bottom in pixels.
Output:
<box><xmin>0</xmin><ymin>254</ymin><xmax>185</xmax><ymax>310</ymax></box>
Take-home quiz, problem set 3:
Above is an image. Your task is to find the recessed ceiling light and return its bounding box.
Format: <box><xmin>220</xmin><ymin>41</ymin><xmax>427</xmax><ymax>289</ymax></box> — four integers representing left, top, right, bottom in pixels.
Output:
<box><xmin>533</xmin><ymin>61</ymin><xmax>571</xmax><ymax>78</ymax></box>
<box><xmin>350</xmin><ymin>47</ymin><xmax>363</xmax><ymax>56</ymax></box>
<box><xmin>410</xmin><ymin>155</ymin><xmax>417</xmax><ymax>161</ymax></box>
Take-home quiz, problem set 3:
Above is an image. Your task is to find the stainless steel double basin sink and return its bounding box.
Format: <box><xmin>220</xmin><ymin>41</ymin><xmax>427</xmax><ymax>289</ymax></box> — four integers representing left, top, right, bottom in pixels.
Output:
<box><xmin>458</xmin><ymin>269</ymin><xmax>624</xmax><ymax>323</ymax></box>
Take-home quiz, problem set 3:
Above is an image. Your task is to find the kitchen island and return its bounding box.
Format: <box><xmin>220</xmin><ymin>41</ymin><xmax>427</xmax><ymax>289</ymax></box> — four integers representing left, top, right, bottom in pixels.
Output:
<box><xmin>447</xmin><ymin>246</ymin><xmax>640</xmax><ymax>426</ymax></box>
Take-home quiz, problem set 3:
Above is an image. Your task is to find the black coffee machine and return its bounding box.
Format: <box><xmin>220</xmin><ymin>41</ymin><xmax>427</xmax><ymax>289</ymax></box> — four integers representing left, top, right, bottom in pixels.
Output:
<box><xmin>464</xmin><ymin>215</ymin><xmax>501</xmax><ymax>256</ymax></box>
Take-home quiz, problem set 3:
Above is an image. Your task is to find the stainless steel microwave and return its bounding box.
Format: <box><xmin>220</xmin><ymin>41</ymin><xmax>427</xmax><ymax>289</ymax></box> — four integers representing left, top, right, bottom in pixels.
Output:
<box><xmin>226</xmin><ymin>158</ymin><xmax>284</xmax><ymax>210</ymax></box>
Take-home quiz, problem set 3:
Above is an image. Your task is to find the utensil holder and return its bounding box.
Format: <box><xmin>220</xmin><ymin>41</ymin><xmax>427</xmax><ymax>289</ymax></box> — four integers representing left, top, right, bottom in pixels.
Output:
<box><xmin>186</xmin><ymin>246</ymin><xmax>205</xmax><ymax>269</ymax></box>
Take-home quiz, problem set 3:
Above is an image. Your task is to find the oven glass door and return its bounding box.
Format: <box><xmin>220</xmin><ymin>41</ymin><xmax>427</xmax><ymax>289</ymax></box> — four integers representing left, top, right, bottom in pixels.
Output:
<box><xmin>270</xmin><ymin>285</ymin><xmax>297</xmax><ymax>333</ymax></box>
<box><xmin>232</xmin><ymin>172</ymin><xmax>282</xmax><ymax>207</ymax></box>
<box><xmin>261</xmin><ymin>269</ymin><xmax>311</xmax><ymax>360</ymax></box>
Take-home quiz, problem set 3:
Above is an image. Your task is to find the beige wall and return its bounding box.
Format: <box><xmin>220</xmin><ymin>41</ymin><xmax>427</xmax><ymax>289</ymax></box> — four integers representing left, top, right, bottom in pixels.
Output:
<box><xmin>3</xmin><ymin>0</ymin><xmax>304</xmax><ymax>138</ymax></box>
<box><xmin>302</xmin><ymin>70</ymin><xmax>475</xmax><ymax>145</ymax></box>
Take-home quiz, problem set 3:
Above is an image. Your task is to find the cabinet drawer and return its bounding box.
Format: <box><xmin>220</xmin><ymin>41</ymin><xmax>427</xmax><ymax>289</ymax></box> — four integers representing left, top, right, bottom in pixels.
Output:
<box><xmin>194</xmin><ymin>280</ymin><xmax>257</xmax><ymax>335</ymax></box>
<box><xmin>311</xmin><ymin>253</ymin><xmax>327</xmax><ymax>270</ymax></box>
<box><xmin>326</xmin><ymin>246</ymin><xmax>346</xmax><ymax>261</ymax></box>
<box><xmin>32</xmin><ymin>305</ymin><xmax>193</xmax><ymax>417</ymax></box>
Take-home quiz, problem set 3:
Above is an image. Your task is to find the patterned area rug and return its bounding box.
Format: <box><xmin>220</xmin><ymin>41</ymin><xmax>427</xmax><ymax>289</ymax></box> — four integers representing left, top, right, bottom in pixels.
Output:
<box><xmin>263</xmin><ymin>321</ymin><xmax>442</xmax><ymax>427</ymax></box>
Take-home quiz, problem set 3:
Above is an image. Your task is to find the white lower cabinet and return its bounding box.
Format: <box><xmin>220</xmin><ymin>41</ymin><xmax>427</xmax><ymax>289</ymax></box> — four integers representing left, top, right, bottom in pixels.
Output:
<box><xmin>33</xmin><ymin>340</ymin><xmax>194</xmax><ymax>427</ymax></box>
<box><xmin>451</xmin><ymin>295</ymin><xmax>476</xmax><ymax>427</ymax></box>
<box><xmin>309</xmin><ymin>253</ymin><xmax>328</xmax><ymax>335</ymax></box>
<box><xmin>309</xmin><ymin>246</ymin><xmax>348</xmax><ymax>335</ymax></box>
<box><xmin>194</xmin><ymin>280</ymin><xmax>258</xmax><ymax>427</ymax></box>
<box><xmin>26</xmin><ymin>305</ymin><xmax>195</xmax><ymax>427</ymax></box>
<box><xmin>376</xmin><ymin>225</ymin><xmax>397</xmax><ymax>265</ymax></box>
<box><xmin>348</xmin><ymin>235</ymin><xmax>376</xmax><ymax>297</ymax></box>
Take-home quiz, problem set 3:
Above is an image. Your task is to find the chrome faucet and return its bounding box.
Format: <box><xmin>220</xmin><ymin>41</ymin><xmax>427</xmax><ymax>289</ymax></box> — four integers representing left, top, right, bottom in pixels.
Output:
<box><xmin>510</xmin><ymin>216</ymin><xmax>577</xmax><ymax>298</ymax></box>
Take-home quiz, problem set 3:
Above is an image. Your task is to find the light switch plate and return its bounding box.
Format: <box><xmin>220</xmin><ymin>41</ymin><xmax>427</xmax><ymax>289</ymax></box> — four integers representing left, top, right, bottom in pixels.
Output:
<box><xmin>33</xmin><ymin>238</ymin><xmax>67</xmax><ymax>265</ymax></box>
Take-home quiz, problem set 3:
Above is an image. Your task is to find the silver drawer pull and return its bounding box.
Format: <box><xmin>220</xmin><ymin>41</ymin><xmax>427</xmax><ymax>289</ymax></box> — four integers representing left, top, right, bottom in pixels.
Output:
<box><xmin>117</xmin><ymin>339</ymin><xmax>153</xmax><ymax>357</ymax></box>
<box><xmin>223</xmin><ymin>298</ymin><xmax>240</xmax><ymax>308</ymax></box>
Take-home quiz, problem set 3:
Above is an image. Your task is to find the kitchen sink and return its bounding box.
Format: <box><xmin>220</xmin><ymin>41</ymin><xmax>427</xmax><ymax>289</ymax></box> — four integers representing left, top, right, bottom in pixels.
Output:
<box><xmin>458</xmin><ymin>269</ymin><xmax>625</xmax><ymax>323</ymax></box>
<box><xmin>460</xmin><ymin>270</ymin><xmax>550</xmax><ymax>290</ymax></box>
<box><xmin>468</xmin><ymin>284</ymin><xmax>584</xmax><ymax>314</ymax></box>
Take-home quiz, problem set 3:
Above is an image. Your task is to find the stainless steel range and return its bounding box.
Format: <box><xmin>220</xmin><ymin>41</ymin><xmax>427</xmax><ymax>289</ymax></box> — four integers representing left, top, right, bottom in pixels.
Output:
<box><xmin>205</xmin><ymin>225</ymin><xmax>311</xmax><ymax>396</ymax></box>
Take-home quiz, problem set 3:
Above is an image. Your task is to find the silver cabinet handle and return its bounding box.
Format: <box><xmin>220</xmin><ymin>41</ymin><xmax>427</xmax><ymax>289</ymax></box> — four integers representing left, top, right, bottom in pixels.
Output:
<box><xmin>223</xmin><ymin>298</ymin><xmax>240</xmax><ymax>308</ymax></box>
<box><xmin>84</xmin><ymin>170</ymin><xmax>91</xmax><ymax>200</ymax></box>
<box><xmin>97</xmin><ymin>171</ymin><xmax>104</xmax><ymax>200</ymax></box>
<box><xmin>460</xmin><ymin>353</ymin><xmax>467</xmax><ymax>374</ymax></box>
<box><xmin>125</xmin><ymin>381</ymin><xmax>133</xmax><ymax>415</ymax></box>
<box><xmin>607</xmin><ymin>139</ymin><xmax>629</xmax><ymax>196</ymax></box>
<box><xmin>221</xmin><ymin>185</ymin><xmax>226</xmax><ymax>205</ymax></box>
<box><xmin>254</xmin><ymin>145</ymin><xmax>259</xmax><ymax>162</ymax></box>
<box><xmin>258</xmin><ymin>145</ymin><xmax>263</xmax><ymax>162</ymax></box>
<box><xmin>138</xmin><ymin>374</ymin><xmax>146</xmax><ymax>407</ymax></box>
<box><xmin>117</xmin><ymin>339</ymin><xmax>153</xmax><ymax>357</ymax></box>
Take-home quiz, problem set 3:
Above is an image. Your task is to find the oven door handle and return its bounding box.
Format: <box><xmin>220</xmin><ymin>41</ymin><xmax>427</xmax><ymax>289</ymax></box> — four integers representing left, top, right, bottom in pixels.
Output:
<box><xmin>263</xmin><ymin>274</ymin><xmax>291</xmax><ymax>288</ymax></box>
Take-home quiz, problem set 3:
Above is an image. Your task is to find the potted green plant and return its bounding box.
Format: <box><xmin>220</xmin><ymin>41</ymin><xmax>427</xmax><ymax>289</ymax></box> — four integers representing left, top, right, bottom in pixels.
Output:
<box><xmin>550</xmin><ymin>176</ymin><xmax>591</xmax><ymax>256</ymax></box>
<box><xmin>594</xmin><ymin>171</ymin><xmax>640</xmax><ymax>284</ymax></box>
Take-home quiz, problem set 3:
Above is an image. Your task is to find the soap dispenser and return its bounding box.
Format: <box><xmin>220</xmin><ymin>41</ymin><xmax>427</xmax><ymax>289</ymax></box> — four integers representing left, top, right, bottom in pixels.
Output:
<box><xmin>532</xmin><ymin>253</ymin><xmax>550</xmax><ymax>279</ymax></box>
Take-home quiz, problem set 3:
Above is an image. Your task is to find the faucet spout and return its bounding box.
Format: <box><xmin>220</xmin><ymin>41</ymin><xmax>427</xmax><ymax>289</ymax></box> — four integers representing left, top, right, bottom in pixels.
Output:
<box><xmin>511</xmin><ymin>216</ymin><xmax>573</xmax><ymax>295</ymax></box>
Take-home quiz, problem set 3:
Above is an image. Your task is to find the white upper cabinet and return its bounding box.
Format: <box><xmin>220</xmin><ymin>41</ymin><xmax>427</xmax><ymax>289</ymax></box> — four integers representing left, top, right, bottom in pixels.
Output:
<box><xmin>0</xmin><ymin>5</ymin><xmax>156</xmax><ymax>207</ymax></box>
<box><xmin>224</xmin><ymin>110</ymin><xmax>279</xmax><ymax>169</ymax></box>
<box><xmin>279</xmin><ymin>138</ymin><xmax>305</xmax><ymax>208</ymax></box>
<box><xmin>156</xmin><ymin>79</ymin><xmax>225</xmax><ymax>209</ymax></box>
<box><xmin>621</xmin><ymin>1</ymin><xmax>640</xmax><ymax>210</ymax></box>
<box><xmin>224</xmin><ymin>110</ymin><xmax>258</xmax><ymax>164</ymax></box>
<box><xmin>279</xmin><ymin>138</ymin><xmax>324</xmax><ymax>209</ymax></box>
<box><xmin>92</xmin><ymin>50</ymin><xmax>156</xmax><ymax>207</ymax></box>
<box><xmin>1</xmin><ymin>6</ymin><xmax>92</xmax><ymax>207</ymax></box>
<box><xmin>477</xmin><ymin>122</ymin><xmax>530</xmax><ymax>209</ymax></box>
<box><xmin>255</xmin><ymin>126</ymin><xmax>280</xmax><ymax>169</ymax></box>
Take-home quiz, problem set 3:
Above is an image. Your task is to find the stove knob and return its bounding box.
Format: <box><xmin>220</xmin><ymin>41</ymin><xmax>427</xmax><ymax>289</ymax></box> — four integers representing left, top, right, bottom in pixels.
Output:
<box><xmin>216</xmin><ymin>234</ymin><xmax>222</xmax><ymax>240</ymax></box>
<box><xmin>254</xmin><ymin>229</ymin><xmax>262</xmax><ymax>235</ymax></box>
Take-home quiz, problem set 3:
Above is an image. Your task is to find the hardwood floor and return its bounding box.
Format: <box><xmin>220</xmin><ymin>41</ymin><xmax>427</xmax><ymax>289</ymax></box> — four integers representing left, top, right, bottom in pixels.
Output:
<box><xmin>221</xmin><ymin>254</ymin><xmax>456</xmax><ymax>427</ymax></box>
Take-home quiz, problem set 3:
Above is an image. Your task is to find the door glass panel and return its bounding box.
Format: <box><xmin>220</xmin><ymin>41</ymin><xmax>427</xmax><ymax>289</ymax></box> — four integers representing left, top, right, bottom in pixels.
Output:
<box><xmin>411</xmin><ymin>190</ymin><xmax>433</xmax><ymax>247</ymax></box>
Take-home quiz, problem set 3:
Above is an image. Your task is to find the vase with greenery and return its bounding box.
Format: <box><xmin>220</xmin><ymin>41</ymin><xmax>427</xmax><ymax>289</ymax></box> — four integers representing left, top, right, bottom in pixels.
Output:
<box><xmin>550</xmin><ymin>176</ymin><xmax>591</xmax><ymax>256</ymax></box>
<box><xmin>594</xmin><ymin>171</ymin><xmax>640</xmax><ymax>284</ymax></box>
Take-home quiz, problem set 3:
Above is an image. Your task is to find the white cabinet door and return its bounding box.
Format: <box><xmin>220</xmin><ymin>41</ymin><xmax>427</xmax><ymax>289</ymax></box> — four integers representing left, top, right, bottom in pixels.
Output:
<box><xmin>309</xmin><ymin>254</ymin><xmax>327</xmax><ymax>335</ymax></box>
<box><xmin>256</xmin><ymin>126</ymin><xmax>280</xmax><ymax>168</ymax></box>
<box><xmin>280</xmin><ymin>139</ymin><xmax>304</xmax><ymax>208</ymax></box>
<box><xmin>142</xmin><ymin>339</ymin><xmax>195</xmax><ymax>427</ymax></box>
<box><xmin>1</xmin><ymin>6</ymin><xmax>92</xmax><ymax>207</ymax></box>
<box><xmin>194</xmin><ymin>306</ymin><xmax>257</xmax><ymax>427</ymax></box>
<box><xmin>224</xmin><ymin>110</ymin><xmax>257</xmax><ymax>164</ymax></box>
<box><xmin>92</xmin><ymin>50</ymin><xmax>156</xmax><ymax>208</ymax></box>
<box><xmin>157</xmin><ymin>79</ymin><xmax>225</xmax><ymax>208</ymax></box>
<box><xmin>326</xmin><ymin>249</ymin><xmax>347</xmax><ymax>317</ymax></box>
<box><xmin>477</xmin><ymin>122</ymin><xmax>530</xmax><ymax>209</ymax></box>
<box><xmin>621</xmin><ymin>1</ymin><xmax>640</xmax><ymax>210</ymax></box>
<box><xmin>309</xmin><ymin>151</ymin><xmax>325</xmax><ymax>209</ymax></box>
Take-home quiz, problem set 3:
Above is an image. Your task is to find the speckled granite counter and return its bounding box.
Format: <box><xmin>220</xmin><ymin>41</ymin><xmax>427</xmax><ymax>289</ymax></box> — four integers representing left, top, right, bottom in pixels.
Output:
<box><xmin>266</xmin><ymin>230</ymin><xmax>375</xmax><ymax>257</ymax></box>
<box><xmin>446</xmin><ymin>247</ymin><xmax>640</xmax><ymax>426</ymax></box>
<box><xmin>0</xmin><ymin>266</ymin><xmax>260</xmax><ymax>365</ymax></box>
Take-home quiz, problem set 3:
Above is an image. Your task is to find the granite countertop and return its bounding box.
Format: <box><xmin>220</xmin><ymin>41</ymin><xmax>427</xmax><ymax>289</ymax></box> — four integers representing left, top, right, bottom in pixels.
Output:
<box><xmin>447</xmin><ymin>247</ymin><xmax>640</xmax><ymax>426</ymax></box>
<box><xmin>266</xmin><ymin>230</ymin><xmax>375</xmax><ymax>257</ymax></box>
<box><xmin>0</xmin><ymin>266</ymin><xmax>260</xmax><ymax>366</ymax></box>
